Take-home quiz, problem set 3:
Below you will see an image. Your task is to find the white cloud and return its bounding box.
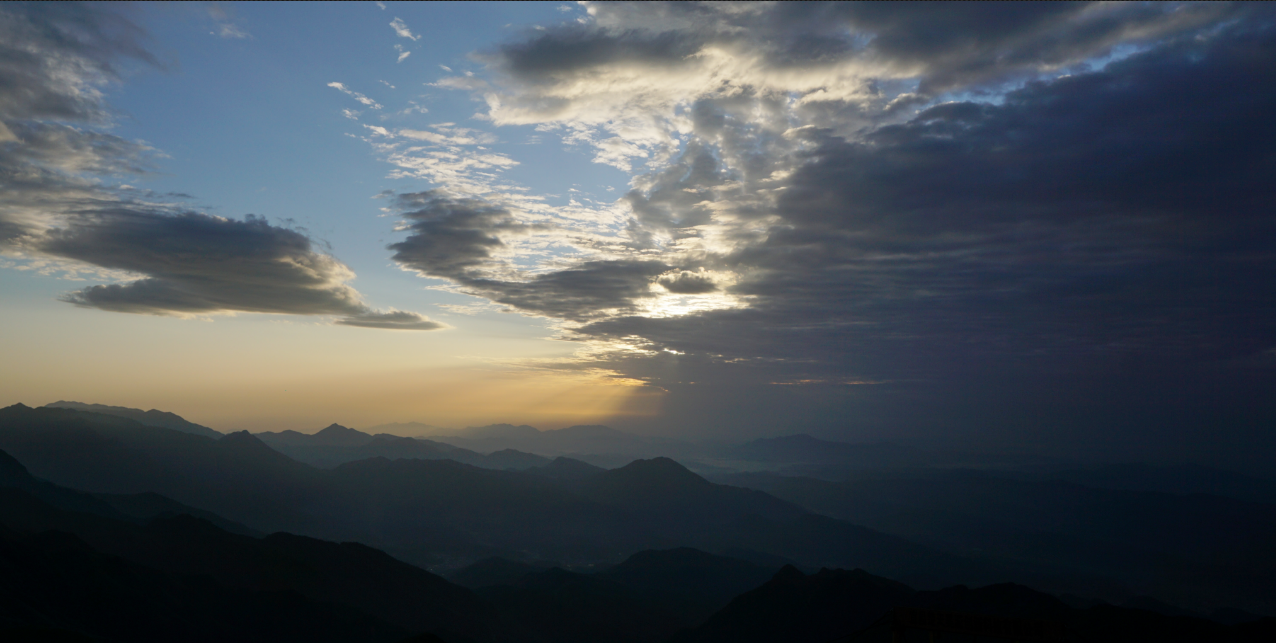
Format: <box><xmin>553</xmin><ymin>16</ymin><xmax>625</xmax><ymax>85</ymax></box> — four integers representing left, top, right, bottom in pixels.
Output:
<box><xmin>327</xmin><ymin>82</ymin><xmax>383</xmax><ymax>109</ymax></box>
<box><xmin>215</xmin><ymin>23</ymin><xmax>249</xmax><ymax>39</ymax></box>
<box><xmin>390</xmin><ymin>17</ymin><xmax>420</xmax><ymax>41</ymax></box>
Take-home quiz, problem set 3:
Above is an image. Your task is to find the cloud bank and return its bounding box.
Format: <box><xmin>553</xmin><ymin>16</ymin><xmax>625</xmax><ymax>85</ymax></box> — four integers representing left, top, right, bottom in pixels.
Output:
<box><xmin>0</xmin><ymin>4</ymin><xmax>439</xmax><ymax>330</ymax></box>
<box><xmin>379</xmin><ymin>2</ymin><xmax>1276</xmax><ymax>461</ymax></box>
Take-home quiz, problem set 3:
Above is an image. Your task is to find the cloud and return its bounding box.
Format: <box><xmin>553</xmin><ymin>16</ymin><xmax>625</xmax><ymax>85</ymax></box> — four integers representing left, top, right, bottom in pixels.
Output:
<box><xmin>327</xmin><ymin>82</ymin><xmax>383</xmax><ymax>109</ymax></box>
<box><xmin>0</xmin><ymin>4</ymin><xmax>438</xmax><ymax>330</ymax></box>
<box><xmin>469</xmin><ymin>2</ymin><xmax>1246</xmax><ymax>173</ymax></box>
<box><xmin>380</xmin><ymin>3</ymin><xmax>1276</xmax><ymax>456</ymax></box>
<box><xmin>0</xmin><ymin>3</ymin><xmax>157</xmax><ymax>123</ymax></box>
<box><xmin>655</xmin><ymin>269</ymin><xmax>718</xmax><ymax>294</ymax></box>
<box><xmin>568</xmin><ymin>15</ymin><xmax>1276</xmax><ymax>381</ymax></box>
<box><xmin>386</xmin><ymin>190</ymin><xmax>672</xmax><ymax>321</ymax></box>
<box><xmin>335</xmin><ymin>310</ymin><xmax>448</xmax><ymax>330</ymax></box>
<box><xmin>215</xmin><ymin>23</ymin><xmax>249</xmax><ymax>39</ymax></box>
<box><xmin>390</xmin><ymin>17</ymin><xmax>419</xmax><ymax>41</ymax></box>
<box><xmin>206</xmin><ymin>4</ymin><xmax>250</xmax><ymax>39</ymax></box>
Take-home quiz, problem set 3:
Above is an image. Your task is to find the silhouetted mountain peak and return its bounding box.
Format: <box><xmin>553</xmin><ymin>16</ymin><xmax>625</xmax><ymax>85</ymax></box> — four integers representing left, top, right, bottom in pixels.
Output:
<box><xmin>7</xmin><ymin>402</ymin><xmax>30</xmax><ymax>410</ymax></box>
<box><xmin>43</xmin><ymin>401</ymin><xmax>222</xmax><ymax>438</ymax></box>
<box><xmin>277</xmin><ymin>423</ymin><xmax>375</xmax><ymax>447</ymax></box>
<box><xmin>581</xmin><ymin>458</ymin><xmax>733</xmax><ymax>510</ymax></box>
<box><xmin>772</xmin><ymin>564</ymin><xmax>806</xmax><ymax>583</ymax></box>
<box><xmin>613</xmin><ymin>457</ymin><xmax>707</xmax><ymax>484</ymax></box>
<box><xmin>316</xmin><ymin>423</ymin><xmax>365</xmax><ymax>436</ymax></box>
<box><xmin>530</xmin><ymin>456</ymin><xmax>606</xmax><ymax>480</ymax></box>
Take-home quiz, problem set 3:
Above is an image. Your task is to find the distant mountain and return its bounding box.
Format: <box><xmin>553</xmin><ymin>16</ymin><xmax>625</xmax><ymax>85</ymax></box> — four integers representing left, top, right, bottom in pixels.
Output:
<box><xmin>575</xmin><ymin>457</ymin><xmax>802</xmax><ymax>520</ymax></box>
<box><xmin>0</xmin><ymin>526</ymin><xmax>409</xmax><ymax>643</ymax></box>
<box><xmin>0</xmin><ymin>405</ymin><xmax>1024</xmax><ymax>592</ymax></box>
<box><xmin>430</xmin><ymin>423</ymin><xmax>699</xmax><ymax>460</ymax></box>
<box><xmin>256</xmin><ymin>423</ymin><xmax>374</xmax><ymax>447</ymax></box>
<box><xmin>449</xmin><ymin>547</ymin><xmax>780</xmax><ymax>618</ymax></box>
<box><xmin>675</xmin><ymin>566</ymin><xmax>1276</xmax><ymax>643</ymax></box>
<box><xmin>92</xmin><ymin>491</ymin><xmax>261</xmax><ymax>537</ymax></box>
<box><xmin>1047</xmin><ymin>463</ymin><xmax>1276</xmax><ymax>506</ymax></box>
<box><xmin>527</xmin><ymin>457</ymin><xmax>608</xmax><ymax>480</ymax></box>
<box><xmin>365</xmin><ymin>421</ymin><xmax>451</xmax><ymax>437</ymax></box>
<box><xmin>477</xmin><ymin>567</ymin><xmax>705</xmax><ymax>643</ymax></box>
<box><xmin>256</xmin><ymin>428</ymin><xmax>550</xmax><ymax>471</ymax></box>
<box><xmin>0</xmin><ymin>454</ymin><xmax>492</xmax><ymax>641</ymax></box>
<box><xmin>461</xmin><ymin>424</ymin><xmax>542</xmax><ymax>440</ymax></box>
<box><xmin>448</xmin><ymin>557</ymin><xmax>555</xmax><ymax>589</ymax></box>
<box><xmin>730</xmin><ymin>434</ymin><xmax>946</xmax><ymax>469</ymax></box>
<box><xmin>716</xmin><ymin>469</ymin><xmax>1276</xmax><ymax>616</ymax></box>
<box><xmin>0</xmin><ymin>404</ymin><xmax>325</xmax><ymax>534</ymax></box>
<box><xmin>674</xmin><ymin>565</ymin><xmax>914</xmax><ymax>643</ymax></box>
<box><xmin>43</xmin><ymin>401</ymin><xmax>221</xmax><ymax>439</ymax></box>
<box><xmin>599</xmin><ymin>548</ymin><xmax>778</xmax><ymax>612</ymax></box>
<box><xmin>483</xmin><ymin>448</ymin><xmax>552</xmax><ymax>470</ymax></box>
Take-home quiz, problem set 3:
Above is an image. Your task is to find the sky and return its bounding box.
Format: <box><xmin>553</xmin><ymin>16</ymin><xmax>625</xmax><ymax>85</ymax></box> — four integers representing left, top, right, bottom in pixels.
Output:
<box><xmin>1</xmin><ymin>2</ymin><xmax>1274</xmax><ymax>472</ymax></box>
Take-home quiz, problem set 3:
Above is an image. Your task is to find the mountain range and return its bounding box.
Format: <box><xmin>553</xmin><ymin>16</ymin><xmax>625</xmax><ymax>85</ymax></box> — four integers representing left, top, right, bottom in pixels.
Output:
<box><xmin>4</xmin><ymin>401</ymin><xmax>1276</xmax><ymax>634</ymax></box>
<box><xmin>3</xmin><ymin>401</ymin><xmax>1276</xmax><ymax>642</ymax></box>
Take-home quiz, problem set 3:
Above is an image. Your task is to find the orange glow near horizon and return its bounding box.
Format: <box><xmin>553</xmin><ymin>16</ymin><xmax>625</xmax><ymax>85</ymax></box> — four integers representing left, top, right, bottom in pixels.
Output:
<box><xmin>0</xmin><ymin>306</ymin><xmax>666</xmax><ymax>434</ymax></box>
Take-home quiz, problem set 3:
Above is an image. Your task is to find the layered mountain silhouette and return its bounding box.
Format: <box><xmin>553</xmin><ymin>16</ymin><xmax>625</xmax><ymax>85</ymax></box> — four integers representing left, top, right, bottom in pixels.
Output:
<box><xmin>426</xmin><ymin>422</ymin><xmax>701</xmax><ymax>461</ymax></box>
<box><xmin>1046</xmin><ymin>462</ymin><xmax>1276</xmax><ymax>505</ymax></box>
<box><xmin>4</xmin><ymin>401</ymin><xmax>1274</xmax><ymax>642</ymax></box>
<box><xmin>475</xmin><ymin>566</ymin><xmax>705</xmax><ymax>643</ymax></box>
<box><xmin>526</xmin><ymin>456</ymin><xmax>608</xmax><ymax>480</ymax></box>
<box><xmin>0</xmin><ymin>404</ymin><xmax>996</xmax><ymax>588</ymax></box>
<box><xmin>42</xmin><ymin>401</ymin><xmax>222</xmax><ymax>439</ymax></box>
<box><xmin>0</xmin><ymin>446</ymin><xmax>490</xmax><ymax>642</ymax></box>
<box><xmin>716</xmin><ymin>468</ymin><xmax>1276</xmax><ymax>616</ymax></box>
<box><xmin>255</xmin><ymin>423</ymin><xmax>551</xmax><ymax>470</ymax></box>
<box><xmin>673</xmin><ymin>565</ymin><xmax>1276</xmax><ymax>643</ymax></box>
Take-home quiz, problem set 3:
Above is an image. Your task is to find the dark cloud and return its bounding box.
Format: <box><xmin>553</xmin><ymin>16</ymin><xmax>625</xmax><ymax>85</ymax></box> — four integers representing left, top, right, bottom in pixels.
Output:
<box><xmin>0</xmin><ymin>3</ymin><xmax>439</xmax><ymax>329</ymax></box>
<box><xmin>0</xmin><ymin>2</ymin><xmax>156</xmax><ymax>122</ymax></box>
<box><xmin>387</xmin><ymin>191</ymin><xmax>528</xmax><ymax>280</ymax></box>
<box><xmin>335</xmin><ymin>310</ymin><xmax>447</xmax><ymax>331</ymax></box>
<box><xmin>486</xmin><ymin>1</ymin><xmax>1242</xmax><ymax>110</ymax></box>
<box><xmin>494</xmin><ymin>25</ymin><xmax>700</xmax><ymax>81</ymax></box>
<box><xmin>51</xmin><ymin>212</ymin><xmax>362</xmax><ymax>314</ymax></box>
<box><xmin>388</xmin><ymin>190</ymin><xmax>672</xmax><ymax>321</ymax></box>
<box><xmin>473</xmin><ymin>259</ymin><xmax>669</xmax><ymax>321</ymax></box>
<box><xmin>582</xmin><ymin>19</ymin><xmax>1276</xmax><ymax>372</ymax></box>
<box><xmin>48</xmin><ymin>210</ymin><xmax>442</xmax><ymax>328</ymax></box>
<box><xmin>519</xmin><ymin>15</ymin><xmax>1276</xmax><ymax>467</ymax></box>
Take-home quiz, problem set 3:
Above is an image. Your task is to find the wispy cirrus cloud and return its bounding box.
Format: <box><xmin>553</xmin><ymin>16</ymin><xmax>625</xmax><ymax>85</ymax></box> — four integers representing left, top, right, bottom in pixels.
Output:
<box><xmin>327</xmin><ymin>82</ymin><xmax>383</xmax><ymax>109</ymax></box>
